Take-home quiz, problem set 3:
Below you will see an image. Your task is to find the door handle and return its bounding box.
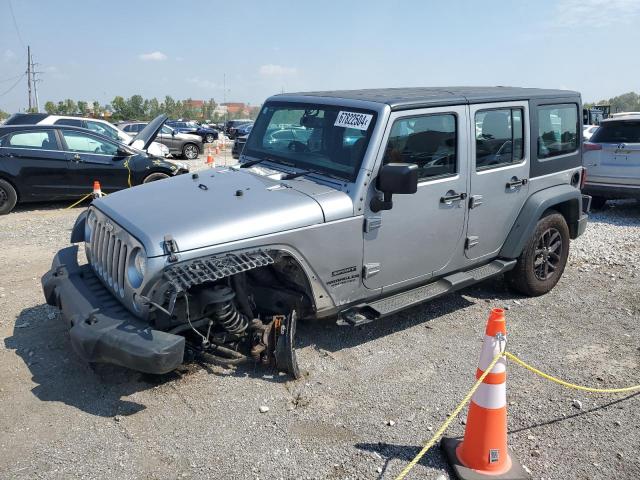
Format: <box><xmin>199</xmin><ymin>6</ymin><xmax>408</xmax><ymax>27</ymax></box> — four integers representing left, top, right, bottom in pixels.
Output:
<box><xmin>440</xmin><ymin>191</ymin><xmax>467</xmax><ymax>205</ymax></box>
<box><xmin>506</xmin><ymin>177</ymin><xmax>528</xmax><ymax>190</ymax></box>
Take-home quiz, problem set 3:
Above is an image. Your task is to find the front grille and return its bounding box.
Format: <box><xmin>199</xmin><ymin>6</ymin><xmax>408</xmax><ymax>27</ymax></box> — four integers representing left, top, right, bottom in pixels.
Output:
<box><xmin>89</xmin><ymin>217</ymin><xmax>128</xmax><ymax>297</ymax></box>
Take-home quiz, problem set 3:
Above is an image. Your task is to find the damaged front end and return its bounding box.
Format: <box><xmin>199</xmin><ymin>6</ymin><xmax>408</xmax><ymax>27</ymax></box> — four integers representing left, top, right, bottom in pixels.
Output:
<box><xmin>153</xmin><ymin>250</ymin><xmax>303</xmax><ymax>378</ymax></box>
<box><xmin>42</xmin><ymin>242</ymin><xmax>306</xmax><ymax>378</ymax></box>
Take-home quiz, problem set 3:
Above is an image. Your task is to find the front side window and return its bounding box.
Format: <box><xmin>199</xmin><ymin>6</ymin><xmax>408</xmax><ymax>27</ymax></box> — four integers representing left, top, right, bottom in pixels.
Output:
<box><xmin>383</xmin><ymin>113</ymin><xmax>457</xmax><ymax>180</ymax></box>
<box><xmin>245</xmin><ymin>102</ymin><xmax>377</xmax><ymax>181</ymax></box>
<box><xmin>61</xmin><ymin>129</ymin><xmax>119</xmax><ymax>155</ymax></box>
<box><xmin>7</xmin><ymin>130</ymin><xmax>58</xmax><ymax>150</ymax></box>
<box><xmin>590</xmin><ymin>121</ymin><xmax>640</xmax><ymax>143</ymax></box>
<box><xmin>538</xmin><ymin>104</ymin><xmax>578</xmax><ymax>159</ymax></box>
<box><xmin>475</xmin><ymin>108</ymin><xmax>524</xmax><ymax>170</ymax></box>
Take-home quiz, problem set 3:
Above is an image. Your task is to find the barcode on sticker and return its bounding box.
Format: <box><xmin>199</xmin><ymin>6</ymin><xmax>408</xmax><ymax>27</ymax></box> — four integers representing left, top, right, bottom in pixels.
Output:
<box><xmin>334</xmin><ymin>111</ymin><xmax>373</xmax><ymax>131</ymax></box>
<box><xmin>489</xmin><ymin>449</ymin><xmax>500</xmax><ymax>463</ymax></box>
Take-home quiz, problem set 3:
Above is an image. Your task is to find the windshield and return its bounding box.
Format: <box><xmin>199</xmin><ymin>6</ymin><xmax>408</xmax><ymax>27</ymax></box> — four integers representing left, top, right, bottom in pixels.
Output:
<box><xmin>244</xmin><ymin>102</ymin><xmax>377</xmax><ymax>181</ymax></box>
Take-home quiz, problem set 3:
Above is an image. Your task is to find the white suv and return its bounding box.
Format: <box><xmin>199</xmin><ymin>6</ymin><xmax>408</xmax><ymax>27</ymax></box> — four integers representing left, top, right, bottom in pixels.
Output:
<box><xmin>583</xmin><ymin>113</ymin><xmax>640</xmax><ymax>208</ymax></box>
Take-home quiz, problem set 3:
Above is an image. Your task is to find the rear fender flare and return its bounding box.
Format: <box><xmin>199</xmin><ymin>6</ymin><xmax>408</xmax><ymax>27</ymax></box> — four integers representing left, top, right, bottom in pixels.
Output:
<box><xmin>500</xmin><ymin>184</ymin><xmax>583</xmax><ymax>259</ymax></box>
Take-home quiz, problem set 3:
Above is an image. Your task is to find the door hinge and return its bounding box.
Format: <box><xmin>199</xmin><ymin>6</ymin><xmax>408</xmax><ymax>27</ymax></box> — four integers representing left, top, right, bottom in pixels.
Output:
<box><xmin>363</xmin><ymin>263</ymin><xmax>381</xmax><ymax>279</ymax></box>
<box><xmin>163</xmin><ymin>235</ymin><xmax>179</xmax><ymax>263</ymax></box>
<box><xmin>364</xmin><ymin>216</ymin><xmax>382</xmax><ymax>233</ymax></box>
<box><xmin>465</xmin><ymin>236</ymin><xmax>479</xmax><ymax>249</ymax></box>
<box><xmin>469</xmin><ymin>194</ymin><xmax>483</xmax><ymax>209</ymax></box>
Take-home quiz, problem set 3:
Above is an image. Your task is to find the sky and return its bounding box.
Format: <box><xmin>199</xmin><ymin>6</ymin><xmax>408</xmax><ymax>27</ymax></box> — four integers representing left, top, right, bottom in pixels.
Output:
<box><xmin>1</xmin><ymin>0</ymin><xmax>640</xmax><ymax>113</ymax></box>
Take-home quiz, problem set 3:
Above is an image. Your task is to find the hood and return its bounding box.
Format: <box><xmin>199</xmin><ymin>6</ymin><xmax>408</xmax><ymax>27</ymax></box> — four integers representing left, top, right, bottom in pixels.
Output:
<box><xmin>129</xmin><ymin>114</ymin><xmax>167</xmax><ymax>151</ymax></box>
<box><xmin>93</xmin><ymin>168</ymin><xmax>351</xmax><ymax>257</ymax></box>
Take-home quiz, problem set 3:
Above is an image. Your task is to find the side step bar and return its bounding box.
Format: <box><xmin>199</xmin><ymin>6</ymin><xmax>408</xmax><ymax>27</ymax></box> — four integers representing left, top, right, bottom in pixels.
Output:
<box><xmin>337</xmin><ymin>259</ymin><xmax>516</xmax><ymax>326</ymax></box>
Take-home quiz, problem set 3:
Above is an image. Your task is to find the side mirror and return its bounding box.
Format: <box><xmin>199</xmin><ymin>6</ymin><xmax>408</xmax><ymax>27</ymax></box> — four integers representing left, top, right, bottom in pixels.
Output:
<box><xmin>171</xmin><ymin>130</ymin><xmax>176</xmax><ymax>136</ymax></box>
<box><xmin>370</xmin><ymin>163</ymin><xmax>418</xmax><ymax>212</ymax></box>
<box><xmin>116</xmin><ymin>147</ymin><xmax>131</xmax><ymax>157</ymax></box>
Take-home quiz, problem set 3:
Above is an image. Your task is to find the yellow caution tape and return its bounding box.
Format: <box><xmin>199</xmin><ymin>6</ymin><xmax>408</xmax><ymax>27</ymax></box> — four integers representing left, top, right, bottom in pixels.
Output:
<box><xmin>65</xmin><ymin>193</ymin><xmax>93</xmax><ymax>210</ymax></box>
<box><xmin>505</xmin><ymin>351</ymin><xmax>640</xmax><ymax>394</ymax></box>
<box><xmin>395</xmin><ymin>350</ymin><xmax>640</xmax><ymax>480</ymax></box>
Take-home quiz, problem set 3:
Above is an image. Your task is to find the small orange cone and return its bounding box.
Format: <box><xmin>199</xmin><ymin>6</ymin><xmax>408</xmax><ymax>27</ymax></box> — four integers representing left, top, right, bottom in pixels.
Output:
<box><xmin>441</xmin><ymin>309</ymin><xmax>530</xmax><ymax>480</ymax></box>
<box><xmin>206</xmin><ymin>154</ymin><xmax>215</xmax><ymax>167</ymax></box>
<box><xmin>215</xmin><ymin>145</ymin><xmax>220</xmax><ymax>155</ymax></box>
<box><xmin>92</xmin><ymin>180</ymin><xmax>103</xmax><ymax>198</ymax></box>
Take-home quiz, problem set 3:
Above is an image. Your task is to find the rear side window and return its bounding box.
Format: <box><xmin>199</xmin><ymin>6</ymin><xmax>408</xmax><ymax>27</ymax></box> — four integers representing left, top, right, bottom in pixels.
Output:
<box><xmin>475</xmin><ymin>108</ymin><xmax>524</xmax><ymax>170</ymax></box>
<box><xmin>537</xmin><ymin>104</ymin><xmax>578</xmax><ymax>159</ymax></box>
<box><xmin>590</xmin><ymin>121</ymin><xmax>640</xmax><ymax>143</ymax></box>
<box><xmin>7</xmin><ymin>131</ymin><xmax>58</xmax><ymax>150</ymax></box>
<box><xmin>383</xmin><ymin>113</ymin><xmax>457</xmax><ymax>180</ymax></box>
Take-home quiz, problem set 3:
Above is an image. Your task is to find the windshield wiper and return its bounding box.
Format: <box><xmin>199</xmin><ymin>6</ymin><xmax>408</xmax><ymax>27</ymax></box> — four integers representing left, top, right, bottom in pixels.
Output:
<box><xmin>281</xmin><ymin>170</ymin><xmax>311</xmax><ymax>180</ymax></box>
<box><xmin>239</xmin><ymin>158</ymin><xmax>265</xmax><ymax>168</ymax></box>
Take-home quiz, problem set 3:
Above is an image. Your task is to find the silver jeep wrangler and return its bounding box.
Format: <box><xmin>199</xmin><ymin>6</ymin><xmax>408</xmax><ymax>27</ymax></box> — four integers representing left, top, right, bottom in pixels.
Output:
<box><xmin>42</xmin><ymin>87</ymin><xmax>590</xmax><ymax>377</ymax></box>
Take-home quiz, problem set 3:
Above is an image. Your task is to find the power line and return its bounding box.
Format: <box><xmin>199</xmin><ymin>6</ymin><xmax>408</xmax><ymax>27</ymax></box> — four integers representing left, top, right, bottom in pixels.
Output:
<box><xmin>0</xmin><ymin>73</ymin><xmax>26</xmax><ymax>97</ymax></box>
<box><xmin>8</xmin><ymin>0</ymin><xmax>25</xmax><ymax>48</ymax></box>
<box><xmin>0</xmin><ymin>73</ymin><xmax>24</xmax><ymax>83</ymax></box>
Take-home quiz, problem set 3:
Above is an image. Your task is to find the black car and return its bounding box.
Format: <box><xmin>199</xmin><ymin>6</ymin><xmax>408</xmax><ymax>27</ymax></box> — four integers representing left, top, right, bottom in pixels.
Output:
<box><xmin>0</xmin><ymin>115</ymin><xmax>188</xmax><ymax>214</ymax></box>
<box><xmin>232</xmin><ymin>134</ymin><xmax>248</xmax><ymax>159</ymax></box>
<box><xmin>166</xmin><ymin>120</ymin><xmax>218</xmax><ymax>143</ymax></box>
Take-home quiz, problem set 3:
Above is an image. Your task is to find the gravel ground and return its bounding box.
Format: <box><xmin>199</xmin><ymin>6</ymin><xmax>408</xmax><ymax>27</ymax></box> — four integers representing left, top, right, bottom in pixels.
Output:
<box><xmin>0</xmin><ymin>195</ymin><xmax>638</xmax><ymax>480</ymax></box>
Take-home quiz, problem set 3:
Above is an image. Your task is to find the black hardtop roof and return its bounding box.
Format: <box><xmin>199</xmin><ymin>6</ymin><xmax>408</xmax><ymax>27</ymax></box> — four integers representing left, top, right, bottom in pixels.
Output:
<box><xmin>277</xmin><ymin>87</ymin><xmax>580</xmax><ymax>110</ymax></box>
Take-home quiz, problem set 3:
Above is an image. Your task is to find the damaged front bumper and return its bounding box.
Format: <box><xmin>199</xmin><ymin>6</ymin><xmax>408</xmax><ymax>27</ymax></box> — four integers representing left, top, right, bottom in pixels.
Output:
<box><xmin>41</xmin><ymin>246</ymin><xmax>185</xmax><ymax>374</ymax></box>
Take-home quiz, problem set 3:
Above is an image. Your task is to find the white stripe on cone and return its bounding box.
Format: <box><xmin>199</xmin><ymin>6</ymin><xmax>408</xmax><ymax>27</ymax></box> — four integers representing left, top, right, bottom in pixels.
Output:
<box><xmin>477</xmin><ymin>335</ymin><xmax>506</xmax><ymax>373</ymax></box>
<box><xmin>471</xmin><ymin>382</ymin><xmax>507</xmax><ymax>409</ymax></box>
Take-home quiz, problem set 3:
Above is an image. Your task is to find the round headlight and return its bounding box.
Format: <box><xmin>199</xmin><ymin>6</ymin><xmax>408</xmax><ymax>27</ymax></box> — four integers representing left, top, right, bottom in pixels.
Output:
<box><xmin>127</xmin><ymin>248</ymin><xmax>147</xmax><ymax>288</ymax></box>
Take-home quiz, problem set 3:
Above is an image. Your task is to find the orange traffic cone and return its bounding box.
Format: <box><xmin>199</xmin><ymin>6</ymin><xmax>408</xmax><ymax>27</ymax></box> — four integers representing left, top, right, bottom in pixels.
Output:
<box><xmin>215</xmin><ymin>145</ymin><xmax>220</xmax><ymax>155</ymax></box>
<box><xmin>206</xmin><ymin>154</ymin><xmax>215</xmax><ymax>167</ymax></box>
<box><xmin>441</xmin><ymin>308</ymin><xmax>530</xmax><ymax>480</ymax></box>
<box><xmin>92</xmin><ymin>180</ymin><xmax>103</xmax><ymax>198</ymax></box>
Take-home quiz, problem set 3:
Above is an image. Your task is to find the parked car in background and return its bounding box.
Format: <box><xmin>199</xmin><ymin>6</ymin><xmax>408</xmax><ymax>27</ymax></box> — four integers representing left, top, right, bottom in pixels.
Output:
<box><xmin>583</xmin><ymin>125</ymin><xmax>598</xmax><ymax>141</ymax></box>
<box><xmin>0</xmin><ymin>116</ymin><xmax>188</xmax><ymax>214</ymax></box>
<box><xmin>166</xmin><ymin>120</ymin><xmax>218</xmax><ymax>143</ymax></box>
<box><xmin>582</xmin><ymin>113</ymin><xmax>640</xmax><ymax>209</ymax></box>
<box><xmin>228</xmin><ymin>122</ymin><xmax>253</xmax><ymax>139</ymax></box>
<box><xmin>118</xmin><ymin>122</ymin><xmax>203</xmax><ymax>159</ymax></box>
<box><xmin>4</xmin><ymin>113</ymin><xmax>170</xmax><ymax>158</ymax></box>
<box><xmin>224</xmin><ymin>119</ymin><xmax>253</xmax><ymax>138</ymax></box>
<box><xmin>232</xmin><ymin>134</ymin><xmax>248</xmax><ymax>159</ymax></box>
<box><xmin>235</xmin><ymin>122</ymin><xmax>253</xmax><ymax>137</ymax></box>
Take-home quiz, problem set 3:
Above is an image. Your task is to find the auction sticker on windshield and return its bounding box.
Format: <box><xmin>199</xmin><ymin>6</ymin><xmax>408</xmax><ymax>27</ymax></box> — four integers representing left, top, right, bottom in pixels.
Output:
<box><xmin>334</xmin><ymin>111</ymin><xmax>373</xmax><ymax>131</ymax></box>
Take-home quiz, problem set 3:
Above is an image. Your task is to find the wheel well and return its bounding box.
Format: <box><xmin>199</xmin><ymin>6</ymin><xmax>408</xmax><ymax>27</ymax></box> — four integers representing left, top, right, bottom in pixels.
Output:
<box><xmin>543</xmin><ymin>198</ymin><xmax>580</xmax><ymax>238</ymax></box>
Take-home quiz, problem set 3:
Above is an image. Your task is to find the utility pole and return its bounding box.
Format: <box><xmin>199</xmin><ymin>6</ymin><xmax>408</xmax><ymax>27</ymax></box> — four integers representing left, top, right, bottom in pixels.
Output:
<box><xmin>31</xmin><ymin>51</ymin><xmax>40</xmax><ymax>112</ymax></box>
<box><xmin>27</xmin><ymin>45</ymin><xmax>32</xmax><ymax>111</ymax></box>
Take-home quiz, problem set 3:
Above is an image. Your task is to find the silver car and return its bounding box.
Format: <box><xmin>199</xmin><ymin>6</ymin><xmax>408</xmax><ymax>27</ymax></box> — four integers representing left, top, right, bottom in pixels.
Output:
<box><xmin>119</xmin><ymin>122</ymin><xmax>203</xmax><ymax>160</ymax></box>
<box><xmin>583</xmin><ymin>114</ymin><xmax>640</xmax><ymax>208</ymax></box>
<box><xmin>43</xmin><ymin>87</ymin><xmax>589</xmax><ymax>378</ymax></box>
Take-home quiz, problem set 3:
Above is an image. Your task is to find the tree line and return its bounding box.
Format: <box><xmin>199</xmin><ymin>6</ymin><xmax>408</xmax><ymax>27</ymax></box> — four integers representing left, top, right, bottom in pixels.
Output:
<box><xmin>41</xmin><ymin>95</ymin><xmax>255</xmax><ymax>122</ymax></box>
<box><xmin>584</xmin><ymin>91</ymin><xmax>640</xmax><ymax>113</ymax></box>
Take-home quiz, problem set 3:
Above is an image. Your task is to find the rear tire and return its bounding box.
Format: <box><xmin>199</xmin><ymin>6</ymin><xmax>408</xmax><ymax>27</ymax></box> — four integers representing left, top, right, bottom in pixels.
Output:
<box><xmin>0</xmin><ymin>179</ymin><xmax>18</xmax><ymax>215</ymax></box>
<box><xmin>506</xmin><ymin>211</ymin><xmax>570</xmax><ymax>296</ymax></box>
<box><xmin>205</xmin><ymin>133</ymin><xmax>215</xmax><ymax>143</ymax></box>
<box><xmin>182</xmin><ymin>143</ymin><xmax>199</xmax><ymax>160</ymax></box>
<box><xmin>590</xmin><ymin>195</ymin><xmax>608</xmax><ymax>210</ymax></box>
<box><xmin>143</xmin><ymin>172</ymin><xmax>170</xmax><ymax>183</ymax></box>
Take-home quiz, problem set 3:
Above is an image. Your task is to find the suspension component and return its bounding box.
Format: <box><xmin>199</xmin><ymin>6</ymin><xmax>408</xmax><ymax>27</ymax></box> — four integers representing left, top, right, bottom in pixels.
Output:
<box><xmin>201</xmin><ymin>285</ymin><xmax>248</xmax><ymax>334</ymax></box>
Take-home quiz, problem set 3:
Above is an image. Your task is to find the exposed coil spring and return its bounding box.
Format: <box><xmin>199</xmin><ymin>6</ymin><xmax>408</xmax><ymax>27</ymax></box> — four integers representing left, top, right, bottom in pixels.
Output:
<box><xmin>206</xmin><ymin>286</ymin><xmax>248</xmax><ymax>335</ymax></box>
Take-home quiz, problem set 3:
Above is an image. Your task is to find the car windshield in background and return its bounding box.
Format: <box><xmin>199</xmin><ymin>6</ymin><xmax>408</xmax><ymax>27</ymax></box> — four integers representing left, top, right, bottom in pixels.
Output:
<box><xmin>590</xmin><ymin>121</ymin><xmax>640</xmax><ymax>143</ymax></box>
<box><xmin>244</xmin><ymin>103</ymin><xmax>377</xmax><ymax>181</ymax></box>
